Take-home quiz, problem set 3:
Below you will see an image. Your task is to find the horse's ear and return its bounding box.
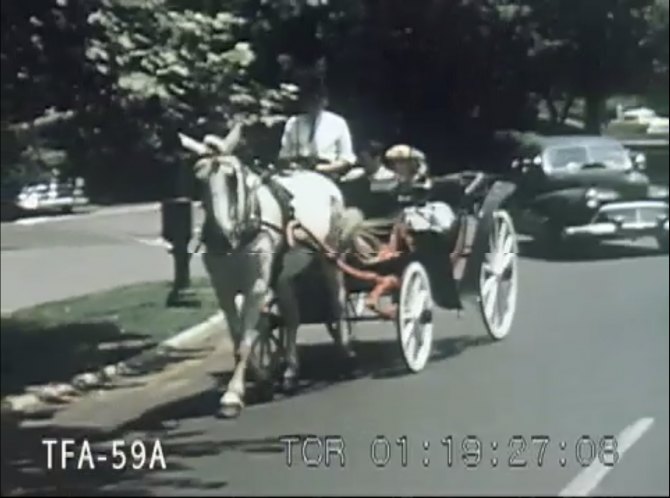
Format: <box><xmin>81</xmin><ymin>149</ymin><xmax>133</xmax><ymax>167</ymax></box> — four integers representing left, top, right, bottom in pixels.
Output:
<box><xmin>219</xmin><ymin>121</ymin><xmax>243</xmax><ymax>154</ymax></box>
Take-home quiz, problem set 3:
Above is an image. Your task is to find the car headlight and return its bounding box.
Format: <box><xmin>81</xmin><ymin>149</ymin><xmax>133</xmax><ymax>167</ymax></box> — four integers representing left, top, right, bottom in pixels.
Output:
<box><xmin>586</xmin><ymin>198</ymin><xmax>599</xmax><ymax>209</ymax></box>
<box><xmin>585</xmin><ymin>188</ymin><xmax>619</xmax><ymax>202</ymax></box>
<box><xmin>648</xmin><ymin>185</ymin><xmax>669</xmax><ymax>200</ymax></box>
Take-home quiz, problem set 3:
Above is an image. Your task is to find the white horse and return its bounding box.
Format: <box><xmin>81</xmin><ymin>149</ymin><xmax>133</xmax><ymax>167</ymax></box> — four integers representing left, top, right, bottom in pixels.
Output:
<box><xmin>180</xmin><ymin>123</ymin><xmax>372</xmax><ymax>418</ymax></box>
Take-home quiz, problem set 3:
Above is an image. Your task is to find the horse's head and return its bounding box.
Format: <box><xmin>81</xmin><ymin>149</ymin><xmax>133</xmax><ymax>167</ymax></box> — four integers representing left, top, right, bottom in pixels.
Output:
<box><xmin>180</xmin><ymin>123</ymin><xmax>257</xmax><ymax>250</ymax></box>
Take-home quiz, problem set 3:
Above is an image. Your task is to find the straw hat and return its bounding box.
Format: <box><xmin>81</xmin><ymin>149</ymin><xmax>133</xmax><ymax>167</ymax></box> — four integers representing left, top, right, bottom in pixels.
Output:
<box><xmin>383</xmin><ymin>144</ymin><xmax>428</xmax><ymax>179</ymax></box>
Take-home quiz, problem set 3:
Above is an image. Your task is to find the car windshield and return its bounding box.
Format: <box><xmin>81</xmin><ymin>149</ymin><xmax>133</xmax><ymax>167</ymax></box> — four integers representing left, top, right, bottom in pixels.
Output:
<box><xmin>589</xmin><ymin>145</ymin><xmax>630</xmax><ymax>169</ymax></box>
<box><xmin>547</xmin><ymin>146</ymin><xmax>589</xmax><ymax>170</ymax></box>
<box><xmin>547</xmin><ymin>144</ymin><xmax>629</xmax><ymax>170</ymax></box>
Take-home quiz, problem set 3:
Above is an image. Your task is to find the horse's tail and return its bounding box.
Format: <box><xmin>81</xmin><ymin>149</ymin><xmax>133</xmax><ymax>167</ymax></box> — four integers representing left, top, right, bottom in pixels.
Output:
<box><xmin>336</xmin><ymin>207</ymin><xmax>393</xmax><ymax>264</ymax></box>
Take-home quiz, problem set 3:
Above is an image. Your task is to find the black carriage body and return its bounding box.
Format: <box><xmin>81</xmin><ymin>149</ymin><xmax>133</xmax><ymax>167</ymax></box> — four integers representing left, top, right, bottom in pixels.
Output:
<box><xmin>290</xmin><ymin>173</ymin><xmax>517</xmax><ymax>325</ymax></box>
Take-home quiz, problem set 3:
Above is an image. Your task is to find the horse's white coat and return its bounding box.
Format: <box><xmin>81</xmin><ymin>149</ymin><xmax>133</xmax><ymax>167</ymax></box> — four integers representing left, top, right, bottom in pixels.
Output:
<box><xmin>273</xmin><ymin>170</ymin><xmax>345</xmax><ymax>243</ymax></box>
<box><xmin>186</xmin><ymin>126</ymin><xmax>361</xmax><ymax>416</ymax></box>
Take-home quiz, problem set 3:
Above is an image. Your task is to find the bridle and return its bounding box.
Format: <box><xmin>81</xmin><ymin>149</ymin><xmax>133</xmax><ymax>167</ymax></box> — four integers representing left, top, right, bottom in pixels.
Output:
<box><xmin>201</xmin><ymin>156</ymin><xmax>284</xmax><ymax>255</ymax></box>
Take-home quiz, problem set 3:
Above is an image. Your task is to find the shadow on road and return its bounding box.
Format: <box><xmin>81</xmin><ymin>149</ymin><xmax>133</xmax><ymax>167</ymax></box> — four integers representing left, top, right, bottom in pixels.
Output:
<box><xmin>125</xmin><ymin>334</ymin><xmax>492</xmax><ymax>429</ymax></box>
<box><xmin>0</xmin><ymin>317</ymin><xmax>213</xmax><ymax>400</ymax></box>
<box><xmin>1</xmin><ymin>334</ymin><xmax>491</xmax><ymax>495</ymax></box>
<box><xmin>299</xmin><ymin>334</ymin><xmax>492</xmax><ymax>383</ymax></box>
<box><xmin>518</xmin><ymin>239</ymin><xmax>664</xmax><ymax>262</ymax></box>
<box><xmin>0</xmin><ymin>319</ymin><xmax>157</xmax><ymax>397</ymax></box>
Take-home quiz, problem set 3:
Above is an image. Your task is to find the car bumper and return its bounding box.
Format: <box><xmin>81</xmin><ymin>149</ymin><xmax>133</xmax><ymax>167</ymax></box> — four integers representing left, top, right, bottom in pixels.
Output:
<box><xmin>16</xmin><ymin>196</ymin><xmax>89</xmax><ymax>211</ymax></box>
<box><xmin>562</xmin><ymin>200</ymin><xmax>669</xmax><ymax>240</ymax></box>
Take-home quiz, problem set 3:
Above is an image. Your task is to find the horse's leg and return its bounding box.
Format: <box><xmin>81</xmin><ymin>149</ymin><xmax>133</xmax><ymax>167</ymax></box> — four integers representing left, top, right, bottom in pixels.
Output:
<box><xmin>203</xmin><ymin>254</ymin><xmax>243</xmax><ymax>361</ymax></box>
<box><xmin>219</xmin><ymin>236</ymin><xmax>275</xmax><ymax>417</ymax></box>
<box><xmin>274</xmin><ymin>247</ymin><xmax>313</xmax><ymax>392</ymax></box>
<box><xmin>322</xmin><ymin>258</ymin><xmax>357</xmax><ymax>362</ymax></box>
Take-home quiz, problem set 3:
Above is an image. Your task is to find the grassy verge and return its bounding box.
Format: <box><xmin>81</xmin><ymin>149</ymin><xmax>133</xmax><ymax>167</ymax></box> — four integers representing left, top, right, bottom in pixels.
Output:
<box><xmin>1</xmin><ymin>278</ymin><xmax>218</xmax><ymax>397</ymax></box>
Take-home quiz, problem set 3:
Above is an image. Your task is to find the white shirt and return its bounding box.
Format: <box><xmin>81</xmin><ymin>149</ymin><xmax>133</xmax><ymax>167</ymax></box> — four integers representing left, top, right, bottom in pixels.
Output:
<box><xmin>278</xmin><ymin>110</ymin><xmax>357</xmax><ymax>164</ymax></box>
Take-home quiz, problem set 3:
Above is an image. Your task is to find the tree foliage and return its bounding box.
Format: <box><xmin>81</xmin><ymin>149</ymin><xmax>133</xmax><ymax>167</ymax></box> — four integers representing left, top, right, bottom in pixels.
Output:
<box><xmin>1</xmin><ymin>0</ymin><xmax>667</xmax><ymax>196</ymax></box>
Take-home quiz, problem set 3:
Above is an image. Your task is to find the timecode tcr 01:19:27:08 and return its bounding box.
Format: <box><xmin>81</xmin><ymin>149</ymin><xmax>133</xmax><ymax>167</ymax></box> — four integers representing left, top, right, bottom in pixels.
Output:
<box><xmin>280</xmin><ymin>435</ymin><xmax>620</xmax><ymax>469</ymax></box>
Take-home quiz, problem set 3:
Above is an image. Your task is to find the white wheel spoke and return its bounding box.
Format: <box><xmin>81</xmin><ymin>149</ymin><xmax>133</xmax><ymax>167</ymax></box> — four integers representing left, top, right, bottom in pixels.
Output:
<box><xmin>491</xmin><ymin>214</ymin><xmax>500</xmax><ymax>244</ymax></box>
<box><xmin>481</xmin><ymin>274</ymin><xmax>497</xmax><ymax>301</ymax></box>
<box><xmin>496</xmin><ymin>220</ymin><xmax>509</xmax><ymax>252</ymax></box>
<box><xmin>413</xmin><ymin>326</ymin><xmax>424</xmax><ymax>356</ymax></box>
<box><xmin>497</xmin><ymin>279</ymin><xmax>511</xmax><ymax>315</ymax></box>
<box><xmin>499</xmin><ymin>250</ymin><xmax>515</xmax><ymax>274</ymax></box>
<box><xmin>403</xmin><ymin>321</ymin><xmax>416</xmax><ymax>352</ymax></box>
<box><xmin>411</xmin><ymin>289</ymin><xmax>428</xmax><ymax>318</ymax></box>
<box><xmin>484</xmin><ymin>279</ymin><xmax>498</xmax><ymax>321</ymax></box>
<box><xmin>482</xmin><ymin>254</ymin><xmax>495</xmax><ymax>274</ymax></box>
<box><xmin>501</xmin><ymin>230</ymin><xmax>515</xmax><ymax>256</ymax></box>
<box><xmin>495</xmin><ymin>281</ymin><xmax>508</xmax><ymax>324</ymax></box>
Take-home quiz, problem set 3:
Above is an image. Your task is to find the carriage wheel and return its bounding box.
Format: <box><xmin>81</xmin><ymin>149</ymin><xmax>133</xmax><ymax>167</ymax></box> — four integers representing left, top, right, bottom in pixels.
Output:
<box><xmin>479</xmin><ymin>210</ymin><xmax>518</xmax><ymax>340</ymax></box>
<box><xmin>397</xmin><ymin>261</ymin><xmax>434</xmax><ymax>373</ymax></box>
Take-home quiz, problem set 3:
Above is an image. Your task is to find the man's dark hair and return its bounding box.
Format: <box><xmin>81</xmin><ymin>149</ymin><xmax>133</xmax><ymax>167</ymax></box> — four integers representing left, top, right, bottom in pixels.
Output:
<box><xmin>364</xmin><ymin>139</ymin><xmax>385</xmax><ymax>158</ymax></box>
<box><xmin>299</xmin><ymin>76</ymin><xmax>328</xmax><ymax>106</ymax></box>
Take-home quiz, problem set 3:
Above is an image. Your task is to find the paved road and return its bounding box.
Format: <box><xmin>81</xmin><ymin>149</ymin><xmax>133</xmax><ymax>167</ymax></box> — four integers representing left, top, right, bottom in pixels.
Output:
<box><xmin>1</xmin><ymin>207</ymin><xmax>667</xmax><ymax>495</ymax></box>
<box><xmin>4</xmin><ymin>242</ymin><xmax>660</xmax><ymax>496</ymax></box>
<box><xmin>0</xmin><ymin>205</ymin><xmax>206</xmax><ymax>313</ymax></box>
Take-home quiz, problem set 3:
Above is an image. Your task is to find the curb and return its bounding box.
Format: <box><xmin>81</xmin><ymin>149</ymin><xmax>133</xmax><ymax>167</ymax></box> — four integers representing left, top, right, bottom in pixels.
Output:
<box><xmin>1</xmin><ymin>312</ymin><xmax>226</xmax><ymax>416</ymax></box>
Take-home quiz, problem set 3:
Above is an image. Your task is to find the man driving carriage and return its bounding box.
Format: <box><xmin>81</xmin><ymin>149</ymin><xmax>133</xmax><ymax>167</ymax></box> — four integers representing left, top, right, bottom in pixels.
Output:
<box><xmin>277</xmin><ymin>78</ymin><xmax>357</xmax><ymax>177</ymax></box>
<box><xmin>272</xmin><ymin>80</ymin><xmax>433</xmax><ymax>334</ymax></box>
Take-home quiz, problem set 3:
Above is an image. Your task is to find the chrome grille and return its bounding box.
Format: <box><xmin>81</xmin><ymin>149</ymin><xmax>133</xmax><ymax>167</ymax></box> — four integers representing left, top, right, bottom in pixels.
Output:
<box><xmin>593</xmin><ymin>201</ymin><xmax>668</xmax><ymax>224</ymax></box>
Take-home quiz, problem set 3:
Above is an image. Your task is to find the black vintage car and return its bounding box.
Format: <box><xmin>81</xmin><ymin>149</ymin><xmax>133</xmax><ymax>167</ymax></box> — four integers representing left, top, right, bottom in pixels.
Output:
<box><xmin>506</xmin><ymin>134</ymin><xmax>669</xmax><ymax>253</ymax></box>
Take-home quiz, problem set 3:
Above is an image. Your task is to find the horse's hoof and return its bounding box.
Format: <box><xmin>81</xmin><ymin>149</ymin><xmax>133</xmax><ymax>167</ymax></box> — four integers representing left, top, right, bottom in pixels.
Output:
<box><xmin>217</xmin><ymin>391</ymin><xmax>244</xmax><ymax>419</ymax></box>
<box><xmin>217</xmin><ymin>402</ymin><xmax>243</xmax><ymax>419</ymax></box>
<box><xmin>281</xmin><ymin>373</ymin><xmax>298</xmax><ymax>395</ymax></box>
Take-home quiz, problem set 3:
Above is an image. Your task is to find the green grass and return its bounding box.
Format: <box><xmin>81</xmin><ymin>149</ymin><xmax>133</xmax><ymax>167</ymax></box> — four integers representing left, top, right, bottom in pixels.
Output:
<box><xmin>1</xmin><ymin>278</ymin><xmax>219</xmax><ymax>397</ymax></box>
<box><xmin>7</xmin><ymin>278</ymin><xmax>219</xmax><ymax>342</ymax></box>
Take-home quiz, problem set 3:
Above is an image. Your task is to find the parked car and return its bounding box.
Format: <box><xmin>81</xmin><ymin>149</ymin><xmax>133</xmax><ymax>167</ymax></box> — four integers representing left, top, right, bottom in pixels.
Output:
<box><xmin>1</xmin><ymin>170</ymin><xmax>89</xmax><ymax>218</ymax></box>
<box><xmin>508</xmin><ymin>135</ymin><xmax>669</xmax><ymax>253</ymax></box>
<box><xmin>607</xmin><ymin>107</ymin><xmax>669</xmax><ymax>137</ymax></box>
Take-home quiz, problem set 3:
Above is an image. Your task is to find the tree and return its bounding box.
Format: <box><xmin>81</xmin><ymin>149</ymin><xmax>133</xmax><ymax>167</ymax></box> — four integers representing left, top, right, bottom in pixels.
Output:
<box><xmin>527</xmin><ymin>0</ymin><xmax>663</xmax><ymax>132</ymax></box>
<box><xmin>1</xmin><ymin>0</ymin><xmax>105</xmax><ymax>182</ymax></box>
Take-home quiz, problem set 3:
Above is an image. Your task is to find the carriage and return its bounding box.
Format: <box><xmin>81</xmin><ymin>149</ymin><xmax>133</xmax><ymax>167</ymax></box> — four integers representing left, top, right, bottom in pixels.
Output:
<box><xmin>247</xmin><ymin>164</ymin><xmax>519</xmax><ymax>385</ymax></box>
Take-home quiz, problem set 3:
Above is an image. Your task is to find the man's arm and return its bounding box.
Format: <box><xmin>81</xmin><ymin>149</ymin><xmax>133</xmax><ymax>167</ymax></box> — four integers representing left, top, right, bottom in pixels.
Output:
<box><xmin>315</xmin><ymin>118</ymin><xmax>357</xmax><ymax>174</ymax></box>
<box><xmin>277</xmin><ymin>117</ymin><xmax>297</xmax><ymax>165</ymax></box>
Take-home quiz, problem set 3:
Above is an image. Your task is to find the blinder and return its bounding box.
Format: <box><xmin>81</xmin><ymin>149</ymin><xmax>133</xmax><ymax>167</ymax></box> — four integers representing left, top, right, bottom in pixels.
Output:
<box><xmin>202</xmin><ymin>160</ymin><xmax>264</xmax><ymax>254</ymax></box>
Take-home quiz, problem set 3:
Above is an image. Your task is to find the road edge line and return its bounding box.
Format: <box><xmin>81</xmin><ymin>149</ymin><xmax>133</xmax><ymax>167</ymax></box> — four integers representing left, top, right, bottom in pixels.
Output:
<box><xmin>558</xmin><ymin>416</ymin><xmax>655</xmax><ymax>496</ymax></box>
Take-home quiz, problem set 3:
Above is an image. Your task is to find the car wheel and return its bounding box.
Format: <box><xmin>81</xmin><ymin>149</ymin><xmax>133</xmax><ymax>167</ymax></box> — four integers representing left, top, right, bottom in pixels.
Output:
<box><xmin>60</xmin><ymin>206</ymin><xmax>74</xmax><ymax>214</ymax></box>
<box><xmin>657</xmin><ymin>234</ymin><xmax>669</xmax><ymax>254</ymax></box>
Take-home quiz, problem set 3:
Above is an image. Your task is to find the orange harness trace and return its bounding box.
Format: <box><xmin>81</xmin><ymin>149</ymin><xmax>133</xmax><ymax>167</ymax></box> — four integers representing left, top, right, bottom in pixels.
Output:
<box><xmin>286</xmin><ymin>218</ymin><xmax>415</xmax><ymax>320</ymax></box>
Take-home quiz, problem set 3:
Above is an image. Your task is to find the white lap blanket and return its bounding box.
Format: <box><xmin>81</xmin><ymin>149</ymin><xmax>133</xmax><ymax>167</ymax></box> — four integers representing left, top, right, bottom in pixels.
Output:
<box><xmin>401</xmin><ymin>201</ymin><xmax>456</xmax><ymax>233</ymax></box>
